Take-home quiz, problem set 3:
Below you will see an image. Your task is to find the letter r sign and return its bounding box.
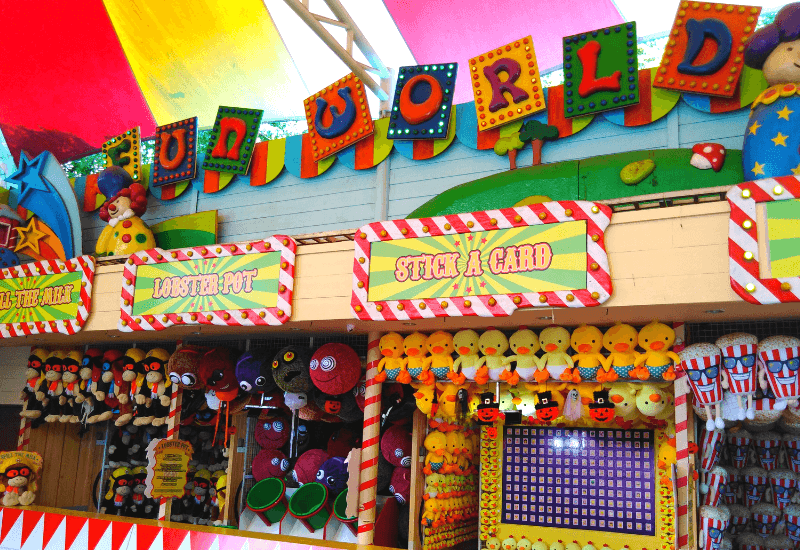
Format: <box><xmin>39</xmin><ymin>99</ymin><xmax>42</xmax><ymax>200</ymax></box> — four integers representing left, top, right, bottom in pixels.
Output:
<box><xmin>469</xmin><ymin>36</ymin><xmax>546</xmax><ymax>131</ymax></box>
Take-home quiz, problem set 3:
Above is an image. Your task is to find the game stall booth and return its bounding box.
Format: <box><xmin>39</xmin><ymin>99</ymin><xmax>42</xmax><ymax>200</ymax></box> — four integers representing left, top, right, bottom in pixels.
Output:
<box><xmin>2</xmin><ymin>3</ymin><xmax>800</xmax><ymax>550</ymax></box>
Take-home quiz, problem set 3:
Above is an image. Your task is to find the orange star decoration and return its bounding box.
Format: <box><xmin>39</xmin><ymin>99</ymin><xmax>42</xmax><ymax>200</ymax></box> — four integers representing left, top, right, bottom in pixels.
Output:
<box><xmin>15</xmin><ymin>218</ymin><xmax>46</xmax><ymax>255</ymax></box>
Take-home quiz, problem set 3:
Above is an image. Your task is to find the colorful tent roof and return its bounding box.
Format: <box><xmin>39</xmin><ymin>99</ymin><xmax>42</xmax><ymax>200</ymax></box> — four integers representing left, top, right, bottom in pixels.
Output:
<box><xmin>0</xmin><ymin>0</ymin><xmax>788</xmax><ymax>164</ymax></box>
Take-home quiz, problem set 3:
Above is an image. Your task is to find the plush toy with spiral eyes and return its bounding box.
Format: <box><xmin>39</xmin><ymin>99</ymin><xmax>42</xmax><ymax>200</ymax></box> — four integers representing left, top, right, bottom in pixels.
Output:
<box><xmin>236</xmin><ymin>349</ymin><xmax>277</xmax><ymax>394</ymax></box>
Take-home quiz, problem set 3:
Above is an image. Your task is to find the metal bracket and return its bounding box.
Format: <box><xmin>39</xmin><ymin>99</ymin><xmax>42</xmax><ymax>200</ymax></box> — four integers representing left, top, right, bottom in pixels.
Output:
<box><xmin>281</xmin><ymin>0</ymin><xmax>390</xmax><ymax>100</ymax></box>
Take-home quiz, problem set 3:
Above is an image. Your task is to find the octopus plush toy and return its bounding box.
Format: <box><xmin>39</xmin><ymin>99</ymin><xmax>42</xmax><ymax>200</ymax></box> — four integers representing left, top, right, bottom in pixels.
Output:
<box><xmin>602</xmin><ymin>323</ymin><xmax>639</xmax><ymax>381</ymax></box>
<box><xmin>272</xmin><ymin>346</ymin><xmax>313</xmax><ymax>393</ymax></box>
<box><xmin>425</xmin><ymin>331</ymin><xmax>455</xmax><ymax>381</ymax></box>
<box><xmin>310</xmin><ymin>343</ymin><xmax>361</xmax><ymax>395</ymax></box>
<box><xmin>536</xmin><ymin>326</ymin><xmax>573</xmax><ymax>383</ymax></box>
<box><xmin>452</xmin><ymin>329</ymin><xmax>481</xmax><ymax>384</ymax></box>
<box><xmin>569</xmin><ymin>324</ymin><xmax>606</xmax><ymax>382</ymax></box>
<box><xmin>475</xmin><ymin>328</ymin><xmax>510</xmax><ymax>385</ymax></box>
<box><xmin>375</xmin><ymin>332</ymin><xmax>407</xmax><ymax>383</ymax></box>
<box><xmin>633</xmin><ymin>320</ymin><xmax>680</xmax><ymax>381</ymax></box>
<box><xmin>235</xmin><ymin>349</ymin><xmax>277</xmax><ymax>394</ymax></box>
<box><xmin>402</xmin><ymin>332</ymin><xmax>431</xmax><ymax>384</ymax></box>
<box><xmin>502</xmin><ymin>327</ymin><xmax>540</xmax><ymax>385</ymax></box>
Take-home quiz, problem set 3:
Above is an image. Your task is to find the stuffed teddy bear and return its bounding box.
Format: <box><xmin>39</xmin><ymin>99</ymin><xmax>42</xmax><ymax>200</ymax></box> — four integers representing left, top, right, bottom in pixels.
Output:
<box><xmin>20</xmin><ymin>348</ymin><xmax>47</xmax><ymax>420</ymax></box>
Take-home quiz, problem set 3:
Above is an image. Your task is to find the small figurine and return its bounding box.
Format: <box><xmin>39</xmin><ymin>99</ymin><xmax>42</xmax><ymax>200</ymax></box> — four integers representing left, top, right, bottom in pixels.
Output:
<box><xmin>452</xmin><ymin>329</ymin><xmax>481</xmax><ymax>384</ymax></box>
<box><xmin>633</xmin><ymin>320</ymin><xmax>680</xmax><ymax>381</ymax></box>
<box><xmin>569</xmin><ymin>324</ymin><xmax>606</xmax><ymax>382</ymax></box>
<box><xmin>717</xmin><ymin>333</ymin><xmax>759</xmax><ymax>420</ymax></box>
<box><xmin>503</xmin><ymin>327</ymin><xmax>540</xmax><ymax>384</ymax></box>
<box><xmin>95</xmin><ymin>166</ymin><xmax>155</xmax><ymax>256</ymax></box>
<box><xmin>475</xmin><ymin>328</ymin><xmax>510</xmax><ymax>385</ymax></box>
<box><xmin>375</xmin><ymin>332</ymin><xmax>407</xmax><ymax>383</ymax></box>
<box><xmin>536</xmin><ymin>326</ymin><xmax>573</xmax><ymax>382</ymax></box>
<box><xmin>424</xmin><ymin>331</ymin><xmax>456</xmax><ymax>381</ymax></box>
<box><xmin>601</xmin><ymin>322</ymin><xmax>638</xmax><ymax>381</ymax></box>
<box><xmin>403</xmin><ymin>332</ymin><xmax>432</xmax><ymax>384</ymax></box>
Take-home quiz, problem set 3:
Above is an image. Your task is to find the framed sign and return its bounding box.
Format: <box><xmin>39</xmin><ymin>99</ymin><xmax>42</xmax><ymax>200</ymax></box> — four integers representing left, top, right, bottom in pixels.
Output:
<box><xmin>351</xmin><ymin>201</ymin><xmax>612</xmax><ymax>320</ymax></box>
<box><xmin>0</xmin><ymin>255</ymin><xmax>95</xmax><ymax>338</ymax></box>
<box><xmin>119</xmin><ymin>236</ymin><xmax>295</xmax><ymax>331</ymax></box>
<box><xmin>145</xmin><ymin>438</ymin><xmax>193</xmax><ymax>499</ymax></box>
<box><xmin>727</xmin><ymin>177</ymin><xmax>800</xmax><ymax>304</ymax></box>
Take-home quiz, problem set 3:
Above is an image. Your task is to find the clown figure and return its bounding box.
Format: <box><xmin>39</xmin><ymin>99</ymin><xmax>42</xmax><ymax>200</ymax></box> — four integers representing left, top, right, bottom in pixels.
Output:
<box><xmin>679</xmin><ymin>343</ymin><xmax>724</xmax><ymax>431</ymax></box>
<box><xmin>758</xmin><ymin>335</ymin><xmax>800</xmax><ymax>411</ymax></box>
<box><xmin>716</xmin><ymin>333</ymin><xmax>759</xmax><ymax>420</ymax></box>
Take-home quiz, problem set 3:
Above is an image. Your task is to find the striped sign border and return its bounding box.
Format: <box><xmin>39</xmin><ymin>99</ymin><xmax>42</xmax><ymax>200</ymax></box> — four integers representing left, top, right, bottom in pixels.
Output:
<box><xmin>119</xmin><ymin>236</ymin><xmax>296</xmax><ymax>331</ymax></box>
<box><xmin>727</xmin><ymin>176</ymin><xmax>800</xmax><ymax>304</ymax></box>
<box><xmin>351</xmin><ymin>201</ymin><xmax>613</xmax><ymax>320</ymax></box>
<box><xmin>0</xmin><ymin>255</ymin><xmax>95</xmax><ymax>338</ymax></box>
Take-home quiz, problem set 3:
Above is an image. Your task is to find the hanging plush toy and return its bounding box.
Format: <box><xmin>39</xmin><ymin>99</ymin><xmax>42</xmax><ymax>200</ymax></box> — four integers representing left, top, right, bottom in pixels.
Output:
<box><xmin>382</xmin><ymin>424</ymin><xmax>412</xmax><ymax>468</ymax></box>
<box><xmin>272</xmin><ymin>346</ymin><xmax>313</xmax><ymax>393</ymax></box>
<box><xmin>316</xmin><ymin>456</ymin><xmax>348</xmax><ymax>495</ymax></box>
<box><xmin>41</xmin><ymin>351</ymin><xmax>65</xmax><ymax>423</ymax></box>
<box><xmin>167</xmin><ymin>344</ymin><xmax>208</xmax><ymax>423</ymax></box>
<box><xmin>116</xmin><ymin>348</ymin><xmax>146</xmax><ymax>426</ymax></box>
<box><xmin>190</xmin><ymin>469</ymin><xmax>212</xmax><ymax>524</ymax></box>
<box><xmin>126</xmin><ymin>466</ymin><xmax>153</xmax><ymax>518</ymax></box>
<box><xmin>143</xmin><ymin>349</ymin><xmax>171</xmax><ymax>426</ymax></box>
<box><xmin>310</xmin><ymin>343</ymin><xmax>361</xmax><ymax>395</ymax></box>
<box><xmin>0</xmin><ymin>451</ymin><xmax>41</xmax><ymax>506</ymax></box>
<box><xmin>291</xmin><ymin>449</ymin><xmax>330</xmax><ymax>485</ymax></box>
<box><xmin>562</xmin><ymin>387</ymin><xmax>583</xmax><ymax>422</ymax></box>
<box><xmin>235</xmin><ymin>349</ymin><xmax>276</xmax><ymax>394</ymax></box>
<box><xmin>716</xmin><ymin>333</ymin><xmax>759</xmax><ymax>421</ymax></box>
<box><xmin>536</xmin><ymin>326</ymin><xmax>573</xmax><ymax>382</ymax></box>
<box><xmin>423</xmin><ymin>431</ymin><xmax>448</xmax><ymax>474</ymax></box>
<box><xmin>252</xmin><ymin>449</ymin><xmax>290</xmax><ymax>481</ymax></box>
<box><xmin>758</xmin><ymin>335</ymin><xmax>800</xmax><ymax>411</ymax></box>
<box><xmin>95</xmin><ymin>167</ymin><xmax>155</xmax><ymax>256</ymax></box>
<box><xmin>255</xmin><ymin>415</ymin><xmax>290</xmax><ymax>449</ymax></box>
<box><xmin>502</xmin><ymin>327</ymin><xmax>540</xmax><ymax>385</ymax></box>
<box><xmin>199</xmin><ymin>347</ymin><xmax>242</xmax><ymax>442</ymax></box>
<box><xmin>609</xmin><ymin>383</ymin><xmax>641</xmax><ymax>428</ymax></box>
<box><xmin>424</xmin><ymin>331</ymin><xmax>455</xmax><ymax>381</ymax></box>
<box><xmin>534</xmin><ymin>391</ymin><xmax>561</xmax><ymax>424</ymax></box>
<box><xmin>569</xmin><ymin>324</ymin><xmax>605</xmax><ymax>382</ymax></box>
<box><xmin>452</xmin><ymin>329</ymin><xmax>481</xmax><ymax>384</ymax></box>
<box><xmin>403</xmin><ymin>332</ymin><xmax>431</xmax><ymax>384</ymax></box>
<box><xmin>475</xmin><ymin>328</ymin><xmax>510</xmax><ymax>385</ymax></box>
<box><xmin>100</xmin><ymin>466</ymin><xmax>133</xmax><ymax>515</ymax></box>
<box><xmin>20</xmin><ymin>349</ymin><xmax>47</xmax><ymax>420</ymax></box>
<box><xmin>633</xmin><ymin>321</ymin><xmax>680</xmax><ymax>381</ymax></box>
<box><xmin>588</xmin><ymin>389</ymin><xmax>615</xmax><ymax>424</ymax></box>
<box><xmin>602</xmin><ymin>323</ymin><xmax>640</xmax><ymax>381</ymax></box>
<box><xmin>59</xmin><ymin>350</ymin><xmax>83</xmax><ymax>423</ymax></box>
<box><xmin>375</xmin><ymin>332</ymin><xmax>407</xmax><ymax>383</ymax></box>
<box><xmin>75</xmin><ymin>348</ymin><xmax>101</xmax><ymax>425</ymax></box>
<box><xmin>679</xmin><ymin>343</ymin><xmax>725</xmax><ymax>431</ymax></box>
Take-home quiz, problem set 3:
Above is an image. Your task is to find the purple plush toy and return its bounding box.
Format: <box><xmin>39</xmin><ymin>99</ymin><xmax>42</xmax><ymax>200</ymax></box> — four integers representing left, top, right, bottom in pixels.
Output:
<box><xmin>316</xmin><ymin>456</ymin><xmax>349</xmax><ymax>494</ymax></box>
<box><xmin>235</xmin><ymin>350</ymin><xmax>276</xmax><ymax>394</ymax></box>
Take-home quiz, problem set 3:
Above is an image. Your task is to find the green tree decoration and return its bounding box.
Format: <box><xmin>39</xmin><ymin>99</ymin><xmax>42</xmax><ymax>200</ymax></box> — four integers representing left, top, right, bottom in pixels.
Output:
<box><xmin>519</xmin><ymin>120</ymin><xmax>559</xmax><ymax>167</ymax></box>
<box><xmin>493</xmin><ymin>121</ymin><xmax>526</xmax><ymax>170</ymax></box>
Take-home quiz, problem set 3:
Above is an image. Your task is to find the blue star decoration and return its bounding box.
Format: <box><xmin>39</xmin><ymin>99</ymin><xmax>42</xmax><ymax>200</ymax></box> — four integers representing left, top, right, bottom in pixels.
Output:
<box><xmin>5</xmin><ymin>152</ymin><xmax>79</xmax><ymax>259</ymax></box>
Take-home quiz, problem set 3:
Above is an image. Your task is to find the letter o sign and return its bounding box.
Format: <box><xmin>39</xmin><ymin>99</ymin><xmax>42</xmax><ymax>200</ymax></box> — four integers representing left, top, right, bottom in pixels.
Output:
<box><xmin>399</xmin><ymin>74</ymin><xmax>443</xmax><ymax>125</ymax></box>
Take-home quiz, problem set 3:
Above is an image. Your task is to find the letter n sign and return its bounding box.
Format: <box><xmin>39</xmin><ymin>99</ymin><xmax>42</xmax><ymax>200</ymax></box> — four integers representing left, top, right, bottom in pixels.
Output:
<box><xmin>202</xmin><ymin>107</ymin><xmax>264</xmax><ymax>176</ymax></box>
<box><xmin>563</xmin><ymin>23</ymin><xmax>639</xmax><ymax>118</ymax></box>
<box><xmin>654</xmin><ymin>3</ymin><xmax>761</xmax><ymax>97</ymax></box>
<box><xmin>387</xmin><ymin>63</ymin><xmax>458</xmax><ymax>139</ymax></box>
<box><xmin>470</xmin><ymin>37</ymin><xmax>546</xmax><ymax>131</ymax></box>
<box><xmin>152</xmin><ymin>117</ymin><xmax>198</xmax><ymax>187</ymax></box>
<box><xmin>304</xmin><ymin>73</ymin><xmax>375</xmax><ymax>161</ymax></box>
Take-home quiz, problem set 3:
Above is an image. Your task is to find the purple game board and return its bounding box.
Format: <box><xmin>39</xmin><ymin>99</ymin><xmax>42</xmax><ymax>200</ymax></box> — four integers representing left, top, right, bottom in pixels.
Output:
<box><xmin>501</xmin><ymin>426</ymin><xmax>655</xmax><ymax>536</ymax></box>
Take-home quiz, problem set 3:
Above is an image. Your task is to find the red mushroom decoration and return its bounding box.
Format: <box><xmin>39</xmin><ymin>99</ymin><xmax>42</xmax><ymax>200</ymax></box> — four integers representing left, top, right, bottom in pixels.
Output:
<box><xmin>690</xmin><ymin>143</ymin><xmax>726</xmax><ymax>172</ymax></box>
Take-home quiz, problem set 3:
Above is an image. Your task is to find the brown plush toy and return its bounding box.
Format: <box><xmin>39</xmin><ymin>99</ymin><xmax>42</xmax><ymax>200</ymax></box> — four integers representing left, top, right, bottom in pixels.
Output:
<box><xmin>116</xmin><ymin>348</ymin><xmax>146</xmax><ymax>426</ymax></box>
<box><xmin>43</xmin><ymin>351</ymin><xmax>65</xmax><ymax>423</ymax></box>
<box><xmin>59</xmin><ymin>350</ymin><xmax>83</xmax><ymax>423</ymax></box>
<box><xmin>133</xmin><ymin>349</ymin><xmax>171</xmax><ymax>426</ymax></box>
<box><xmin>20</xmin><ymin>349</ymin><xmax>47</xmax><ymax>420</ymax></box>
<box><xmin>1</xmin><ymin>462</ymin><xmax>37</xmax><ymax>506</ymax></box>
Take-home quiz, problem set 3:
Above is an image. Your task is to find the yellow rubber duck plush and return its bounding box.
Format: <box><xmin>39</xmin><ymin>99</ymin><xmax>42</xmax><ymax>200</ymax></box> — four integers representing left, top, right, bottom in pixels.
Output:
<box><xmin>401</xmin><ymin>332</ymin><xmax>431</xmax><ymax>385</ymax></box>
<box><xmin>601</xmin><ymin>322</ymin><xmax>639</xmax><ymax>381</ymax></box>
<box><xmin>411</xmin><ymin>383</ymin><xmax>436</xmax><ymax>415</ymax></box>
<box><xmin>475</xmin><ymin>328</ymin><xmax>509</xmax><ymax>385</ymax></box>
<box><xmin>536</xmin><ymin>326</ymin><xmax>573</xmax><ymax>383</ymax></box>
<box><xmin>633</xmin><ymin>320</ymin><xmax>680</xmax><ymax>381</ymax></box>
<box><xmin>608</xmin><ymin>383</ymin><xmax>640</xmax><ymax>428</ymax></box>
<box><xmin>375</xmin><ymin>332</ymin><xmax>407</xmax><ymax>383</ymax></box>
<box><xmin>424</xmin><ymin>331</ymin><xmax>456</xmax><ymax>382</ymax></box>
<box><xmin>422</xmin><ymin>431</ymin><xmax>448</xmax><ymax>475</ymax></box>
<box><xmin>452</xmin><ymin>329</ymin><xmax>481</xmax><ymax>384</ymax></box>
<box><xmin>502</xmin><ymin>327</ymin><xmax>540</xmax><ymax>385</ymax></box>
<box><xmin>432</xmin><ymin>382</ymin><xmax>460</xmax><ymax>430</ymax></box>
<box><xmin>569</xmin><ymin>324</ymin><xmax>606</xmax><ymax>382</ymax></box>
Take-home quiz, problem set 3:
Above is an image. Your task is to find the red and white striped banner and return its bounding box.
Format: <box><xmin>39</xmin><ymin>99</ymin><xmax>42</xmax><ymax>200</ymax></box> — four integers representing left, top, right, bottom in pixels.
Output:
<box><xmin>351</xmin><ymin>201</ymin><xmax>613</xmax><ymax>320</ymax></box>
<box><xmin>727</xmin><ymin>176</ymin><xmax>800</xmax><ymax>304</ymax></box>
<box><xmin>0</xmin><ymin>256</ymin><xmax>95</xmax><ymax>338</ymax></box>
<box><xmin>119</xmin><ymin>236</ymin><xmax>295</xmax><ymax>331</ymax></box>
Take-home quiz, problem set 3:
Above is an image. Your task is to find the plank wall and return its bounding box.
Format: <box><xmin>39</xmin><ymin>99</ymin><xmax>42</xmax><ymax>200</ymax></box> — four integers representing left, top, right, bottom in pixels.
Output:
<box><xmin>78</xmin><ymin>102</ymin><xmax>749</xmax><ymax>251</ymax></box>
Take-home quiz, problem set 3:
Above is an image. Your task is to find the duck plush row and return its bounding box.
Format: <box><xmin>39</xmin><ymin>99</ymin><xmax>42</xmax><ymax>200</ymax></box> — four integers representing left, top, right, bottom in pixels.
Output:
<box><xmin>375</xmin><ymin>322</ymin><xmax>681</xmax><ymax>387</ymax></box>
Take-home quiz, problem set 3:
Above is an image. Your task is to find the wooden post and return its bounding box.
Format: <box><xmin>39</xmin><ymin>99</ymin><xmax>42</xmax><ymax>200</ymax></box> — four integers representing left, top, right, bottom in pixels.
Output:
<box><xmin>407</xmin><ymin>409</ymin><xmax>427</xmax><ymax>550</ymax></box>
<box><xmin>158</xmin><ymin>383</ymin><xmax>182</xmax><ymax>521</ymax></box>
<box><xmin>357</xmin><ymin>331</ymin><xmax>383</xmax><ymax>546</ymax></box>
